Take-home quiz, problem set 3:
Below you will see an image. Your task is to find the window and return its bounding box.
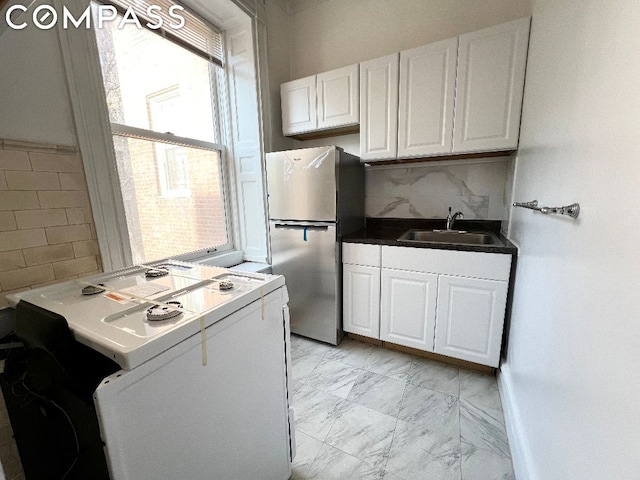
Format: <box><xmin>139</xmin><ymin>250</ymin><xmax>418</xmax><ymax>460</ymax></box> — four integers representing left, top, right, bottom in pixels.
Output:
<box><xmin>92</xmin><ymin>1</ymin><xmax>230</xmax><ymax>264</ymax></box>
<box><xmin>156</xmin><ymin>144</ymin><xmax>190</xmax><ymax>197</ymax></box>
<box><xmin>147</xmin><ymin>87</ymin><xmax>190</xmax><ymax>197</ymax></box>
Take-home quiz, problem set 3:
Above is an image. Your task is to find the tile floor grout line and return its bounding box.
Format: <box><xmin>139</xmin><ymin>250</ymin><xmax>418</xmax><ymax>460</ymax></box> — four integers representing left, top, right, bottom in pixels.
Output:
<box><xmin>300</xmin><ymin>436</ymin><xmax>325</xmax><ymax>479</ymax></box>
<box><xmin>460</xmin><ymin>439</ymin><xmax>513</xmax><ymax>461</ymax></box>
<box><xmin>383</xmin><ymin>400</ymin><xmax>403</xmax><ymax>473</ymax></box>
<box><xmin>381</xmin><ymin>376</ymin><xmax>411</xmax><ymax>478</ymax></box>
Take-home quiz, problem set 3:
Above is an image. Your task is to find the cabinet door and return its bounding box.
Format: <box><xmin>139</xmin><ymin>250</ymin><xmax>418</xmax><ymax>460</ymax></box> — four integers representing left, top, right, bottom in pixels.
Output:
<box><xmin>434</xmin><ymin>275</ymin><xmax>508</xmax><ymax>367</ymax></box>
<box><xmin>281</xmin><ymin>75</ymin><xmax>317</xmax><ymax>135</ymax></box>
<box><xmin>380</xmin><ymin>268</ymin><xmax>437</xmax><ymax>351</ymax></box>
<box><xmin>453</xmin><ymin>17</ymin><xmax>530</xmax><ymax>153</ymax></box>
<box><xmin>343</xmin><ymin>264</ymin><xmax>380</xmax><ymax>339</ymax></box>
<box><xmin>397</xmin><ymin>38</ymin><xmax>458</xmax><ymax>158</ymax></box>
<box><xmin>360</xmin><ymin>53</ymin><xmax>399</xmax><ymax>161</ymax></box>
<box><xmin>317</xmin><ymin>64</ymin><xmax>359</xmax><ymax>130</ymax></box>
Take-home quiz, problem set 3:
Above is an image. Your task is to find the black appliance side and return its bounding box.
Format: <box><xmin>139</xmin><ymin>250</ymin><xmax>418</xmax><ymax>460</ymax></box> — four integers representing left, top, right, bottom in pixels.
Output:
<box><xmin>336</xmin><ymin>149</ymin><xmax>366</xmax><ymax>238</ymax></box>
<box><xmin>1</xmin><ymin>301</ymin><xmax>120</xmax><ymax>480</ymax></box>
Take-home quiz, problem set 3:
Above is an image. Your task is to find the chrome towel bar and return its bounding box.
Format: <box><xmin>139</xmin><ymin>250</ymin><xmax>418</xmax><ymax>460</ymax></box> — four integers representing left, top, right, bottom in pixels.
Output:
<box><xmin>513</xmin><ymin>200</ymin><xmax>580</xmax><ymax>219</ymax></box>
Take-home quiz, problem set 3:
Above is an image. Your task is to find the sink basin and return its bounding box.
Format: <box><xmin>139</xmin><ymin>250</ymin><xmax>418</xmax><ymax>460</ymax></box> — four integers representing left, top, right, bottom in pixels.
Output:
<box><xmin>397</xmin><ymin>229</ymin><xmax>503</xmax><ymax>246</ymax></box>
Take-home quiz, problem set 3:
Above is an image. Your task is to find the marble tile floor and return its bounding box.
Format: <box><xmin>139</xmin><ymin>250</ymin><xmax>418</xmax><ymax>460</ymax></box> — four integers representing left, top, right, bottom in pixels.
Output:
<box><xmin>289</xmin><ymin>334</ymin><xmax>514</xmax><ymax>480</ymax></box>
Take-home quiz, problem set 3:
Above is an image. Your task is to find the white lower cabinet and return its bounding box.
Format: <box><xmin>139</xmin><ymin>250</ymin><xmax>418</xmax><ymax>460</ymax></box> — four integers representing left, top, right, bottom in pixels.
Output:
<box><xmin>342</xmin><ymin>243</ymin><xmax>512</xmax><ymax>367</ymax></box>
<box><xmin>343</xmin><ymin>264</ymin><xmax>380</xmax><ymax>338</ymax></box>
<box><xmin>434</xmin><ymin>275</ymin><xmax>508</xmax><ymax>367</ymax></box>
<box><xmin>380</xmin><ymin>269</ymin><xmax>437</xmax><ymax>351</ymax></box>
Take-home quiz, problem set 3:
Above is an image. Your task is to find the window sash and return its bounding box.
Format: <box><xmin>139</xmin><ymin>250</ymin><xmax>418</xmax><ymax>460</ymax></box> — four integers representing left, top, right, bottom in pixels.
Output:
<box><xmin>110</xmin><ymin>123</ymin><xmax>234</xmax><ymax>259</ymax></box>
<box><xmin>111</xmin><ymin>134</ymin><xmax>234</xmax><ymax>261</ymax></box>
<box><xmin>99</xmin><ymin>0</ymin><xmax>224</xmax><ymax>68</ymax></box>
<box><xmin>110</xmin><ymin>123</ymin><xmax>225</xmax><ymax>152</ymax></box>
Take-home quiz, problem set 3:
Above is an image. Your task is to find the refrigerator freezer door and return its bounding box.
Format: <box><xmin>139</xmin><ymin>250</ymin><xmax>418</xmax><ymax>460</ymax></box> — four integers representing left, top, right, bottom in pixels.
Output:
<box><xmin>266</xmin><ymin>147</ymin><xmax>337</xmax><ymax>222</ymax></box>
<box><xmin>270</xmin><ymin>221</ymin><xmax>339</xmax><ymax>344</ymax></box>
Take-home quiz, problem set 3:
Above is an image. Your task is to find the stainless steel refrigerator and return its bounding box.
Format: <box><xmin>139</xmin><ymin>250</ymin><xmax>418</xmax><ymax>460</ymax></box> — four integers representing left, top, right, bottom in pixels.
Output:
<box><xmin>266</xmin><ymin>146</ymin><xmax>365</xmax><ymax>345</ymax></box>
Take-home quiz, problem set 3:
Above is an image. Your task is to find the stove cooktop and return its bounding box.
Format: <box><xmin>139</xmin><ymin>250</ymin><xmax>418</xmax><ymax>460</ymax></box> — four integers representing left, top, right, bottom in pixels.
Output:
<box><xmin>9</xmin><ymin>261</ymin><xmax>285</xmax><ymax>369</ymax></box>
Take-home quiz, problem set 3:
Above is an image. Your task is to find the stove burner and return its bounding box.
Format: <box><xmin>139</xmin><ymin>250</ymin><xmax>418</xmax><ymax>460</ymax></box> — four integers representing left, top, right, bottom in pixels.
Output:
<box><xmin>146</xmin><ymin>301</ymin><xmax>183</xmax><ymax>322</ymax></box>
<box><xmin>218</xmin><ymin>280</ymin><xmax>234</xmax><ymax>291</ymax></box>
<box><xmin>82</xmin><ymin>284</ymin><xmax>106</xmax><ymax>295</ymax></box>
<box><xmin>145</xmin><ymin>267</ymin><xmax>169</xmax><ymax>278</ymax></box>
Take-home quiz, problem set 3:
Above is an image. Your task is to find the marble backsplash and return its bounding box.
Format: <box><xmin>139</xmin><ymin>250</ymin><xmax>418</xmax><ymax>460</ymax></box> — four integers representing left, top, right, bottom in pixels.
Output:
<box><xmin>365</xmin><ymin>159</ymin><xmax>514</xmax><ymax>224</ymax></box>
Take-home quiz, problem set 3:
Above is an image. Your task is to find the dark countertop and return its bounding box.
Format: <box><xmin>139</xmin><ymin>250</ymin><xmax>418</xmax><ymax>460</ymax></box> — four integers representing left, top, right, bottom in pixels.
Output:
<box><xmin>343</xmin><ymin>218</ymin><xmax>518</xmax><ymax>255</ymax></box>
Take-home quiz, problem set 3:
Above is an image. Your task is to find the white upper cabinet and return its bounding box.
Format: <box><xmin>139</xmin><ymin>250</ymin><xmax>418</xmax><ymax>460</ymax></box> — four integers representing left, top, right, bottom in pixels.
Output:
<box><xmin>281</xmin><ymin>75</ymin><xmax>317</xmax><ymax>136</ymax></box>
<box><xmin>360</xmin><ymin>53</ymin><xmax>400</xmax><ymax>161</ymax></box>
<box><xmin>317</xmin><ymin>64</ymin><xmax>359</xmax><ymax>130</ymax></box>
<box><xmin>453</xmin><ymin>17</ymin><xmax>531</xmax><ymax>154</ymax></box>
<box><xmin>397</xmin><ymin>38</ymin><xmax>458</xmax><ymax>158</ymax></box>
<box><xmin>281</xmin><ymin>65</ymin><xmax>359</xmax><ymax>137</ymax></box>
<box><xmin>359</xmin><ymin>17</ymin><xmax>530</xmax><ymax>162</ymax></box>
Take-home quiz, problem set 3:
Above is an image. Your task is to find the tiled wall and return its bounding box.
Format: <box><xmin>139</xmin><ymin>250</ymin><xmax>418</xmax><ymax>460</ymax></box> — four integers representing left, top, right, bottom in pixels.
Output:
<box><xmin>365</xmin><ymin>158</ymin><xmax>513</xmax><ymax>223</ymax></box>
<box><xmin>0</xmin><ymin>139</ymin><xmax>102</xmax><ymax>307</ymax></box>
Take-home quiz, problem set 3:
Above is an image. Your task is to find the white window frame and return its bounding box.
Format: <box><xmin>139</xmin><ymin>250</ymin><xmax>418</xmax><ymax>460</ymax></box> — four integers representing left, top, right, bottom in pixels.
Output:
<box><xmin>55</xmin><ymin>0</ymin><xmax>233</xmax><ymax>269</ymax></box>
<box><xmin>95</xmin><ymin>8</ymin><xmax>238</xmax><ymax>263</ymax></box>
<box><xmin>55</xmin><ymin>0</ymin><xmax>269</xmax><ymax>271</ymax></box>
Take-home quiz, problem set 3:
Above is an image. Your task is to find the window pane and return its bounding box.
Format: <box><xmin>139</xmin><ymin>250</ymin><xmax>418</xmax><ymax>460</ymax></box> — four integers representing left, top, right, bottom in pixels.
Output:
<box><xmin>93</xmin><ymin>8</ymin><xmax>218</xmax><ymax>143</ymax></box>
<box><xmin>113</xmin><ymin>136</ymin><xmax>228</xmax><ymax>263</ymax></box>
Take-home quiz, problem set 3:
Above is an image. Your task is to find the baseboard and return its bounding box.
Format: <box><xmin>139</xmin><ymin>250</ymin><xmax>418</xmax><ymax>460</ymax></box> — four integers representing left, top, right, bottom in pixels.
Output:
<box><xmin>497</xmin><ymin>364</ymin><xmax>535</xmax><ymax>480</ymax></box>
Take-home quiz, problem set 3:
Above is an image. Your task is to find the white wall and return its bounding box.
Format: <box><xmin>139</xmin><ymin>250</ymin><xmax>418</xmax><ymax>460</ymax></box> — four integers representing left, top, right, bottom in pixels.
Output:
<box><xmin>500</xmin><ymin>1</ymin><xmax>640</xmax><ymax>479</ymax></box>
<box><xmin>288</xmin><ymin>0</ymin><xmax>532</xmax><ymax>78</ymax></box>
<box><xmin>265</xmin><ymin>0</ymin><xmax>294</xmax><ymax>152</ymax></box>
<box><xmin>0</xmin><ymin>10</ymin><xmax>77</xmax><ymax>146</ymax></box>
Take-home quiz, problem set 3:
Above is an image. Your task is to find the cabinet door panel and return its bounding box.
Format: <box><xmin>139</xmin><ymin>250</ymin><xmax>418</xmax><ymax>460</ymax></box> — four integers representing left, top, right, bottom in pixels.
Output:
<box><xmin>434</xmin><ymin>275</ymin><xmax>508</xmax><ymax>367</ymax></box>
<box><xmin>360</xmin><ymin>54</ymin><xmax>399</xmax><ymax>161</ymax></box>
<box><xmin>398</xmin><ymin>37</ymin><xmax>458</xmax><ymax>158</ymax></box>
<box><xmin>317</xmin><ymin>64</ymin><xmax>359</xmax><ymax>130</ymax></box>
<box><xmin>281</xmin><ymin>75</ymin><xmax>317</xmax><ymax>135</ymax></box>
<box><xmin>453</xmin><ymin>17</ymin><xmax>530</xmax><ymax>153</ymax></box>
<box><xmin>380</xmin><ymin>269</ymin><xmax>437</xmax><ymax>351</ymax></box>
<box><xmin>343</xmin><ymin>264</ymin><xmax>380</xmax><ymax>339</ymax></box>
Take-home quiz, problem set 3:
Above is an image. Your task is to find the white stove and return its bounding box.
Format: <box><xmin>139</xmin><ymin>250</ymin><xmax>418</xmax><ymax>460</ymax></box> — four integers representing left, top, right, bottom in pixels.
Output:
<box><xmin>8</xmin><ymin>261</ymin><xmax>284</xmax><ymax>370</ymax></box>
<box><xmin>9</xmin><ymin>261</ymin><xmax>294</xmax><ymax>480</ymax></box>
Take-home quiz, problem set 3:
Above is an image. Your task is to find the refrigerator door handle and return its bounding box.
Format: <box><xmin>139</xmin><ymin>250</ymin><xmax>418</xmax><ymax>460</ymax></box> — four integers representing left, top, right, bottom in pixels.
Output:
<box><xmin>272</xmin><ymin>222</ymin><xmax>331</xmax><ymax>242</ymax></box>
<box><xmin>272</xmin><ymin>222</ymin><xmax>333</xmax><ymax>229</ymax></box>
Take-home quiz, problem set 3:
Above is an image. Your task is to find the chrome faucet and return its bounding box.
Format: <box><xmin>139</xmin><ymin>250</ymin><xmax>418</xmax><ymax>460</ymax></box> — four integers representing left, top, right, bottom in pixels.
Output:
<box><xmin>446</xmin><ymin>206</ymin><xmax>464</xmax><ymax>231</ymax></box>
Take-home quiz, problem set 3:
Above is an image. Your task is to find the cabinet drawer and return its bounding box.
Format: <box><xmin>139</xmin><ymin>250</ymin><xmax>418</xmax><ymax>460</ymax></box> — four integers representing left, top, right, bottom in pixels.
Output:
<box><xmin>343</xmin><ymin>243</ymin><xmax>381</xmax><ymax>267</ymax></box>
<box><xmin>382</xmin><ymin>246</ymin><xmax>511</xmax><ymax>281</ymax></box>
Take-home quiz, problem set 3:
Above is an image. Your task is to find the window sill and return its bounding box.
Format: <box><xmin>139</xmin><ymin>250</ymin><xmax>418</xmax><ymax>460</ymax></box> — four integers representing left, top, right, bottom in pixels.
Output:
<box><xmin>188</xmin><ymin>250</ymin><xmax>244</xmax><ymax>268</ymax></box>
<box><xmin>229</xmin><ymin>262</ymin><xmax>271</xmax><ymax>274</ymax></box>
